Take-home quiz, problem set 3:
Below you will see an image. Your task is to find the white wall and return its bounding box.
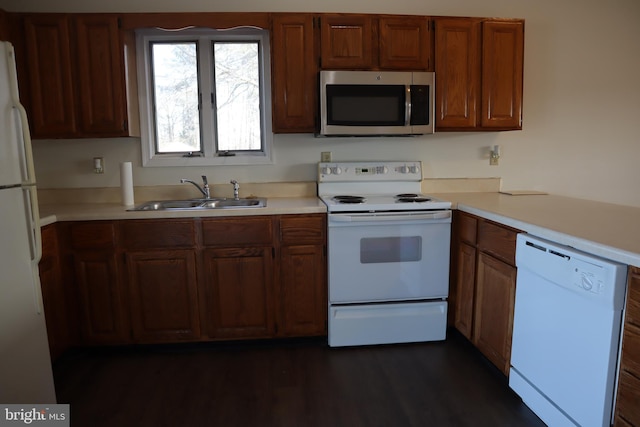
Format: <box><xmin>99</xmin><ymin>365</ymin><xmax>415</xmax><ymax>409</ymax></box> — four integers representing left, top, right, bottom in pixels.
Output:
<box><xmin>4</xmin><ymin>0</ymin><xmax>640</xmax><ymax>207</ymax></box>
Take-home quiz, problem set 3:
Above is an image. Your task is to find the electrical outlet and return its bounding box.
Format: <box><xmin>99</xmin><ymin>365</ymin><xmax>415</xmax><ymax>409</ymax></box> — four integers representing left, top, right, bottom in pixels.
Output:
<box><xmin>321</xmin><ymin>151</ymin><xmax>332</xmax><ymax>162</ymax></box>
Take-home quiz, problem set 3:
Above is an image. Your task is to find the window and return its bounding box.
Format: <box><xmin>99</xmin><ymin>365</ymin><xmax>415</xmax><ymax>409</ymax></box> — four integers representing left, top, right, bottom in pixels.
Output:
<box><xmin>136</xmin><ymin>27</ymin><xmax>273</xmax><ymax>166</ymax></box>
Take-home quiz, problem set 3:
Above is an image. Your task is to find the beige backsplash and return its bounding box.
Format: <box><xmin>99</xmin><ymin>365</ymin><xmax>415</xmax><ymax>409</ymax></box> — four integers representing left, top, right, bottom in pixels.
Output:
<box><xmin>37</xmin><ymin>178</ymin><xmax>500</xmax><ymax>205</ymax></box>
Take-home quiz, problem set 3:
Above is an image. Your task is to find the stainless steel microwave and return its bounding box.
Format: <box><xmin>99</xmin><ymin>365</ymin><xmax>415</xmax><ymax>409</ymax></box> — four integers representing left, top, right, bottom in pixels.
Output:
<box><xmin>319</xmin><ymin>70</ymin><xmax>435</xmax><ymax>136</ymax></box>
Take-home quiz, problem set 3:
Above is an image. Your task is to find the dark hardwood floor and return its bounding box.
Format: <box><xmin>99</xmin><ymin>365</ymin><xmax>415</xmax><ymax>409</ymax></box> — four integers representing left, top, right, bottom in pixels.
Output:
<box><xmin>53</xmin><ymin>331</ymin><xmax>545</xmax><ymax>427</ymax></box>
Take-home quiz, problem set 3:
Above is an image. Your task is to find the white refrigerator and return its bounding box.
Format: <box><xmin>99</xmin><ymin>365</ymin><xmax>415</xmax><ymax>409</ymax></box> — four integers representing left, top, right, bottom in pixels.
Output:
<box><xmin>0</xmin><ymin>41</ymin><xmax>56</xmax><ymax>403</ymax></box>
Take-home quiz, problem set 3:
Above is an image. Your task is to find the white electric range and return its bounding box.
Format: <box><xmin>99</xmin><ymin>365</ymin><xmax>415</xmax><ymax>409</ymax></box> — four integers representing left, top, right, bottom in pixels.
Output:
<box><xmin>318</xmin><ymin>161</ymin><xmax>452</xmax><ymax>347</ymax></box>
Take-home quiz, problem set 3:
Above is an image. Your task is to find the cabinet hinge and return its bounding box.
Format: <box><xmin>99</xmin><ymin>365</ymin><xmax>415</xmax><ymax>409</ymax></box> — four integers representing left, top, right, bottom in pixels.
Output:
<box><xmin>123</xmin><ymin>120</ymin><xmax>128</xmax><ymax>131</ymax></box>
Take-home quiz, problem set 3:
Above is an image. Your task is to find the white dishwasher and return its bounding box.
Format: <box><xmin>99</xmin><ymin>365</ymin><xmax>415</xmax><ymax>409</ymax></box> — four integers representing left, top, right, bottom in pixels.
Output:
<box><xmin>510</xmin><ymin>234</ymin><xmax>627</xmax><ymax>427</ymax></box>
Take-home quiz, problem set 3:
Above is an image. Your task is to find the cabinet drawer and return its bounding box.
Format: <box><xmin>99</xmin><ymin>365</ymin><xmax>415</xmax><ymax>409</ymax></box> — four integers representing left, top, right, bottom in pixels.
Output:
<box><xmin>457</xmin><ymin>212</ymin><xmax>477</xmax><ymax>244</ymax></box>
<box><xmin>625</xmin><ymin>269</ymin><xmax>640</xmax><ymax>328</ymax></box>
<box><xmin>280</xmin><ymin>215</ymin><xmax>326</xmax><ymax>245</ymax></box>
<box><xmin>70</xmin><ymin>221</ymin><xmax>116</xmax><ymax>250</ymax></box>
<box><xmin>477</xmin><ymin>220</ymin><xmax>518</xmax><ymax>265</ymax></box>
<box><xmin>202</xmin><ymin>217</ymin><xmax>273</xmax><ymax>247</ymax></box>
<box><xmin>41</xmin><ymin>224</ymin><xmax>58</xmax><ymax>258</ymax></box>
<box><xmin>120</xmin><ymin>220</ymin><xmax>196</xmax><ymax>249</ymax></box>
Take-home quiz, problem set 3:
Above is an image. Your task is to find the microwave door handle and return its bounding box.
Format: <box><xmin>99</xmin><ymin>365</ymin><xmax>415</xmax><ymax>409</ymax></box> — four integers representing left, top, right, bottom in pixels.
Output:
<box><xmin>405</xmin><ymin>85</ymin><xmax>411</xmax><ymax>126</ymax></box>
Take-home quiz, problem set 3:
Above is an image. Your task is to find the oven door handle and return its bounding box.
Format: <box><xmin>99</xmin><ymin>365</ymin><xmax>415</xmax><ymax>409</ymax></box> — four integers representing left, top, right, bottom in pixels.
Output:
<box><xmin>330</xmin><ymin>211</ymin><xmax>451</xmax><ymax>222</ymax></box>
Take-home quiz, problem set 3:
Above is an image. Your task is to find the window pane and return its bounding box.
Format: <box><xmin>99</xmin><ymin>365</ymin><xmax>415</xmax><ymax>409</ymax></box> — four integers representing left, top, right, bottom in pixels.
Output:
<box><xmin>214</xmin><ymin>42</ymin><xmax>261</xmax><ymax>151</ymax></box>
<box><xmin>151</xmin><ymin>42</ymin><xmax>200</xmax><ymax>153</ymax></box>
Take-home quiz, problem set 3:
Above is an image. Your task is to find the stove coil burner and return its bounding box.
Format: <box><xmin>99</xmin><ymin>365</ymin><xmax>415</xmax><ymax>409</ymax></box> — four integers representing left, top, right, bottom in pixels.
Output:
<box><xmin>395</xmin><ymin>193</ymin><xmax>432</xmax><ymax>203</ymax></box>
<box><xmin>333</xmin><ymin>195</ymin><xmax>366</xmax><ymax>204</ymax></box>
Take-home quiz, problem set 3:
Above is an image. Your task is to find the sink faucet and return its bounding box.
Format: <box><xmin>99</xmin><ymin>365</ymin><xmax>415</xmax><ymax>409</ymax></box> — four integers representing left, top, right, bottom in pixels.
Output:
<box><xmin>230</xmin><ymin>180</ymin><xmax>240</xmax><ymax>200</ymax></box>
<box><xmin>180</xmin><ymin>175</ymin><xmax>210</xmax><ymax>199</ymax></box>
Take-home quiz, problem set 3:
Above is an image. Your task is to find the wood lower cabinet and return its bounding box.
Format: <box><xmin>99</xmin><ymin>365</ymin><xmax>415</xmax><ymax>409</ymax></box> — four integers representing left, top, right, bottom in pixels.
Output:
<box><xmin>74</xmin><ymin>250</ymin><xmax>128</xmax><ymax>344</ymax></box>
<box><xmin>473</xmin><ymin>252</ymin><xmax>516</xmax><ymax>374</ymax></box>
<box><xmin>121</xmin><ymin>220</ymin><xmax>200</xmax><ymax>343</ymax></box>
<box><xmin>615</xmin><ymin>267</ymin><xmax>640</xmax><ymax>426</ymax></box>
<box><xmin>39</xmin><ymin>224</ymin><xmax>71</xmax><ymax>360</ymax></box>
<box><xmin>204</xmin><ymin>247</ymin><xmax>274</xmax><ymax>339</ymax></box>
<box><xmin>126</xmin><ymin>250</ymin><xmax>200</xmax><ymax>342</ymax></box>
<box><xmin>453</xmin><ymin>241</ymin><xmax>476</xmax><ymax>339</ymax></box>
<box><xmin>201</xmin><ymin>217</ymin><xmax>275</xmax><ymax>339</ymax></box>
<box><xmin>66</xmin><ymin>221</ymin><xmax>129</xmax><ymax>344</ymax></box>
<box><xmin>56</xmin><ymin>214</ymin><xmax>328</xmax><ymax>346</ymax></box>
<box><xmin>450</xmin><ymin>211</ymin><xmax>519</xmax><ymax>376</ymax></box>
<box><xmin>278</xmin><ymin>215</ymin><xmax>327</xmax><ymax>337</ymax></box>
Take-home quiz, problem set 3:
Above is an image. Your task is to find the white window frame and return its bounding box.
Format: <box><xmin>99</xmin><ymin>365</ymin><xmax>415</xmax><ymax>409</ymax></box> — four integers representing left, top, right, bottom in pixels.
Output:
<box><xmin>136</xmin><ymin>27</ymin><xmax>274</xmax><ymax>167</ymax></box>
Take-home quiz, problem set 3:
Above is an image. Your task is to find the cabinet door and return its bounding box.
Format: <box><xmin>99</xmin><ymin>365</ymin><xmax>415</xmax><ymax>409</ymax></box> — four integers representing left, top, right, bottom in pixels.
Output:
<box><xmin>280</xmin><ymin>245</ymin><xmax>326</xmax><ymax>336</ymax></box>
<box><xmin>453</xmin><ymin>241</ymin><xmax>476</xmax><ymax>340</ymax></box>
<box><xmin>379</xmin><ymin>16</ymin><xmax>432</xmax><ymax>70</ymax></box>
<box><xmin>39</xmin><ymin>225</ymin><xmax>70</xmax><ymax>360</ymax></box>
<box><xmin>271</xmin><ymin>14</ymin><xmax>317</xmax><ymax>133</ymax></box>
<box><xmin>204</xmin><ymin>247</ymin><xmax>274</xmax><ymax>339</ymax></box>
<box><xmin>22</xmin><ymin>15</ymin><xmax>76</xmax><ymax>137</ymax></box>
<box><xmin>320</xmin><ymin>15</ymin><xmax>373</xmax><ymax>69</ymax></box>
<box><xmin>480</xmin><ymin>20</ymin><xmax>524</xmax><ymax>129</ymax></box>
<box><xmin>434</xmin><ymin>18</ymin><xmax>480</xmax><ymax>129</ymax></box>
<box><xmin>615</xmin><ymin>267</ymin><xmax>640</xmax><ymax>426</ymax></box>
<box><xmin>74</xmin><ymin>15</ymin><xmax>127</xmax><ymax>136</ymax></box>
<box><xmin>473</xmin><ymin>252</ymin><xmax>516</xmax><ymax>375</ymax></box>
<box><xmin>74</xmin><ymin>251</ymin><xmax>129</xmax><ymax>344</ymax></box>
<box><xmin>126</xmin><ymin>250</ymin><xmax>200</xmax><ymax>343</ymax></box>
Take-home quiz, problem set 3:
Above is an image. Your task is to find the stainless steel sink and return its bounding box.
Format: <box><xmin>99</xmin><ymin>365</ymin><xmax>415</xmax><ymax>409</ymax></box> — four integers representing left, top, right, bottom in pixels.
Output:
<box><xmin>127</xmin><ymin>198</ymin><xmax>267</xmax><ymax>211</ymax></box>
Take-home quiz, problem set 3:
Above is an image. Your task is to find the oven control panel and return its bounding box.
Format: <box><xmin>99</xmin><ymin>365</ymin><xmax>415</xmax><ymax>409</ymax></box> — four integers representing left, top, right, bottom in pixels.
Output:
<box><xmin>318</xmin><ymin>161</ymin><xmax>423</xmax><ymax>181</ymax></box>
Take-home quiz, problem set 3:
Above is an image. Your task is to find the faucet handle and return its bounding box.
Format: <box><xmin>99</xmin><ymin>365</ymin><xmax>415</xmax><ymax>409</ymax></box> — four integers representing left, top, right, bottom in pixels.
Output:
<box><xmin>201</xmin><ymin>175</ymin><xmax>208</xmax><ymax>185</ymax></box>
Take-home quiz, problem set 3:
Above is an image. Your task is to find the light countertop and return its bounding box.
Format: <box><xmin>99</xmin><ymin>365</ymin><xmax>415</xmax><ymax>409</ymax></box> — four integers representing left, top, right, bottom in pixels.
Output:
<box><xmin>38</xmin><ymin>197</ymin><xmax>327</xmax><ymax>227</ymax></box>
<box><xmin>436</xmin><ymin>192</ymin><xmax>640</xmax><ymax>268</ymax></box>
<box><xmin>39</xmin><ymin>192</ymin><xmax>640</xmax><ymax>268</ymax></box>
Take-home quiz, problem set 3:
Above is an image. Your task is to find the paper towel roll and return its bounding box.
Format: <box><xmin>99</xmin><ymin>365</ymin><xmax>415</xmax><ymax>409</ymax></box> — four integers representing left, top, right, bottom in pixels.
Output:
<box><xmin>120</xmin><ymin>162</ymin><xmax>134</xmax><ymax>206</ymax></box>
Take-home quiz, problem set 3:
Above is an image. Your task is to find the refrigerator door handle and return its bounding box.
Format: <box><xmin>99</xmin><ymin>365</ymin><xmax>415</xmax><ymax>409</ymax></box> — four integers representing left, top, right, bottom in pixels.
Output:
<box><xmin>24</xmin><ymin>186</ymin><xmax>44</xmax><ymax>314</ymax></box>
<box><xmin>6</xmin><ymin>45</ymin><xmax>37</xmax><ymax>186</ymax></box>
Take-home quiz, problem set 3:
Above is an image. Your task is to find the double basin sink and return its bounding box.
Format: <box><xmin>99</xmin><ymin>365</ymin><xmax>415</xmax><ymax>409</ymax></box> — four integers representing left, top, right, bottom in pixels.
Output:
<box><xmin>128</xmin><ymin>197</ymin><xmax>267</xmax><ymax>211</ymax></box>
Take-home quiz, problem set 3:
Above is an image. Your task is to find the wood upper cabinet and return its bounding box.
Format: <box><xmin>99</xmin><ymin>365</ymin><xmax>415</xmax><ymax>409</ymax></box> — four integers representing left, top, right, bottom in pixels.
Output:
<box><xmin>271</xmin><ymin>14</ymin><xmax>317</xmax><ymax>133</ymax></box>
<box><xmin>320</xmin><ymin>14</ymin><xmax>432</xmax><ymax>71</ymax></box>
<box><xmin>434</xmin><ymin>18</ymin><xmax>523</xmax><ymax>131</ymax></box>
<box><xmin>320</xmin><ymin>14</ymin><xmax>373</xmax><ymax>69</ymax></box>
<box><xmin>434</xmin><ymin>18</ymin><xmax>480</xmax><ymax>129</ymax></box>
<box><xmin>120</xmin><ymin>220</ymin><xmax>200</xmax><ymax>343</ymax></box>
<box><xmin>278</xmin><ymin>214</ymin><xmax>327</xmax><ymax>337</ymax></box>
<box><xmin>74</xmin><ymin>15</ymin><xmax>127</xmax><ymax>135</ymax></box>
<box><xmin>17</xmin><ymin>13</ymin><xmax>127</xmax><ymax>138</ymax></box>
<box><xmin>450</xmin><ymin>211</ymin><xmax>519</xmax><ymax>376</ymax></box>
<box><xmin>22</xmin><ymin>15</ymin><xmax>76</xmax><ymax>137</ymax></box>
<box><xmin>615</xmin><ymin>267</ymin><xmax>640</xmax><ymax>426</ymax></box>
<box><xmin>378</xmin><ymin>16</ymin><xmax>432</xmax><ymax>70</ymax></box>
<box><xmin>201</xmin><ymin>217</ymin><xmax>275</xmax><ymax>339</ymax></box>
<box><xmin>481</xmin><ymin>20</ymin><xmax>524</xmax><ymax>129</ymax></box>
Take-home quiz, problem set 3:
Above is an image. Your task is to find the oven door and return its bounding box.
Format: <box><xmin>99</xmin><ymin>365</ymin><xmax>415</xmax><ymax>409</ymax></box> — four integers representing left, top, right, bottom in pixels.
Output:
<box><xmin>327</xmin><ymin>211</ymin><xmax>451</xmax><ymax>303</ymax></box>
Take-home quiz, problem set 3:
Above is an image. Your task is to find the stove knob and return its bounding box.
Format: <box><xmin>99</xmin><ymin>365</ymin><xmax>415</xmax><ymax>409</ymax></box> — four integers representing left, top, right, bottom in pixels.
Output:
<box><xmin>331</xmin><ymin>166</ymin><xmax>342</xmax><ymax>175</ymax></box>
<box><xmin>408</xmin><ymin>165</ymin><xmax>419</xmax><ymax>174</ymax></box>
<box><xmin>321</xmin><ymin>166</ymin><xmax>332</xmax><ymax>175</ymax></box>
<box><xmin>399</xmin><ymin>165</ymin><xmax>409</xmax><ymax>173</ymax></box>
